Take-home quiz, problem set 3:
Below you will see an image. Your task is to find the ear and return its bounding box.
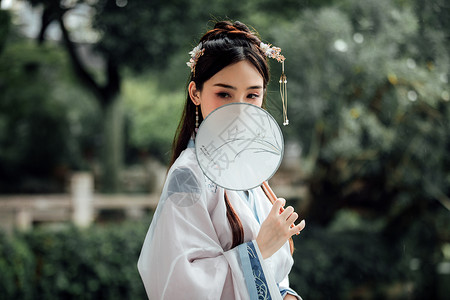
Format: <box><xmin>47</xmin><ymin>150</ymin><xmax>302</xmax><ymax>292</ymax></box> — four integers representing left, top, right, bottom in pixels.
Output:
<box><xmin>188</xmin><ymin>81</ymin><xmax>201</xmax><ymax>105</ymax></box>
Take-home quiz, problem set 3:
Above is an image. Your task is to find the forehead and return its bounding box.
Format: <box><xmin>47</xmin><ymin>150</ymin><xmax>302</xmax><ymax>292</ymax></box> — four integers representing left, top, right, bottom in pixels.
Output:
<box><xmin>206</xmin><ymin>60</ymin><xmax>264</xmax><ymax>87</ymax></box>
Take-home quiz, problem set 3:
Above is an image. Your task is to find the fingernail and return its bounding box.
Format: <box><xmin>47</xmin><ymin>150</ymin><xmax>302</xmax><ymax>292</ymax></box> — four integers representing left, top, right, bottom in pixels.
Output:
<box><xmin>297</xmin><ymin>220</ymin><xmax>305</xmax><ymax>235</ymax></box>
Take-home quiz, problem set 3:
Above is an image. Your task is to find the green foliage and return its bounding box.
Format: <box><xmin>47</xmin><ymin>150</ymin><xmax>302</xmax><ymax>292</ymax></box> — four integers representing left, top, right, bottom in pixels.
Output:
<box><xmin>0</xmin><ymin>220</ymin><xmax>149</xmax><ymax>300</ymax></box>
<box><xmin>0</xmin><ymin>231</ymin><xmax>35</xmax><ymax>299</ymax></box>
<box><xmin>123</xmin><ymin>75</ymin><xmax>185</xmax><ymax>162</ymax></box>
<box><xmin>92</xmin><ymin>0</ymin><xmax>247</xmax><ymax>73</ymax></box>
<box><xmin>1</xmin><ymin>209</ymin><xmax>447</xmax><ymax>299</ymax></box>
<box><xmin>0</xmin><ymin>10</ymin><xmax>11</xmax><ymax>54</ymax></box>
<box><xmin>291</xmin><ymin>207</ymin><xmax>448</xmax><ymax>299</ymax></box>
<box><xmin>292</xmin><ymin>228</ymin><xmax>396</xmax><ymax>299</ymax></box>
<box><xmin>270</xmin><ymin>0</ymin><xmax>449</xmax><ymax>225</ymax></box>
<box><xmin>26</xmin><ymin>223</ymin><xmax>147</xmax><ymax>299</ymax></box>
<box><xmin>2</xmin><ymin>0</ymin><xmax>448</xmax><ymax>296</ymax></box>
<box><xmin>0</xmin><ymin>39</ymin><xmax>101</xmax><ymax>192</ymax></box>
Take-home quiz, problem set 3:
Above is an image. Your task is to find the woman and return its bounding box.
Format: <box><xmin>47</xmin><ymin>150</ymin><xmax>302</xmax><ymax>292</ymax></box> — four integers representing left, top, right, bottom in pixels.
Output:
<box><xmin>138</xmin><ymin>20</ymin><xmax>306</xmax><ymax>299</ymax></box>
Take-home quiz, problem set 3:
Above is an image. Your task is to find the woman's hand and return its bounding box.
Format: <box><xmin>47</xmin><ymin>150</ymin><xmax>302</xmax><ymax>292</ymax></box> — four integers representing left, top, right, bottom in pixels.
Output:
<box><xmin>256</xmin><ymin>198</ymin><xmax>305</xmax><ymax>259</ymax></box>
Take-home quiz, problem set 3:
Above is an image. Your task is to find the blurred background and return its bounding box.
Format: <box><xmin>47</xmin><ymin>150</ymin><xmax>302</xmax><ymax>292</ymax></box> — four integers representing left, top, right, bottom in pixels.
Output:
<box><xmin>0</xmin><ymin>0</ymin><xmax>449</xmax><ymax>299</ymax></box>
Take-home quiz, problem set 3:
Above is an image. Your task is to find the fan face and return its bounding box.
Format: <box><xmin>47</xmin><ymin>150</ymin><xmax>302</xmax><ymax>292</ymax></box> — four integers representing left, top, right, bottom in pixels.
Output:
<box><xmin>195</xmin><ymin>103</ymin><xmax>284</xmax><ymax>191</ymax></box>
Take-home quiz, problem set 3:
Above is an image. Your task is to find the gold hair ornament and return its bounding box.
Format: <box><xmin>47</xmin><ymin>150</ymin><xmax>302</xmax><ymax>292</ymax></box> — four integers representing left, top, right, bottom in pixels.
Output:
<box><xmin>260</xmin><ymin>42</ymin><xmax>289</xmax><ymax>126</ymax></box>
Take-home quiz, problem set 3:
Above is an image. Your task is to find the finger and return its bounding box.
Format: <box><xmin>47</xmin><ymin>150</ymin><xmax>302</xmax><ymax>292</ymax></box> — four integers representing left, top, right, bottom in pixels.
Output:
<box><xmin>290</xmin><ymin>219</ymin><xmax>306</xmax><ymax>235</ymax></box>
<box><xmin>280</xmin><ymin>206</ymin><xmax>294</xmax><ymax>219</ymax></box>
<box><xmin>277</xmin><ymin>198</ymin><xmax>286</xmax><ymax>208</ymax></box>
<box><xmin>286</xmin><ymin>212</ymin><xmax>298</xmax><ymax>225</ymax></box>
<box><xmin>271</xmin><ymin>199</ymin><xmax>285</xmax><ymax>215</ymax></box>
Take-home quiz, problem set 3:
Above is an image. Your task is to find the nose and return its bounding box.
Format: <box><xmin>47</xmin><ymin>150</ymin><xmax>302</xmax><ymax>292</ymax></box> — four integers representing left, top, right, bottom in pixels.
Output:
<box><xmin>233</xmin><ymin>95</ymin><xmax>246</xmax><ymax>104</ymax></box>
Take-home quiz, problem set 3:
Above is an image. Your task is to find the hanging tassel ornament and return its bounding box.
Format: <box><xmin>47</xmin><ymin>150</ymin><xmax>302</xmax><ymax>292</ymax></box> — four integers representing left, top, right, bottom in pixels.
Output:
<box><xmin>195</xmin><ymin>105</ymin><xmax>199</xmax><ymax>133</ymax></box>
<box><xmin>259</xmin><ymin>42</ymin><xmax>289</xmax><ymax>126</ymax></box>
<box><xmin>280</xmin><ymin>61</ymin><xmax>289</xmax><ymax>126</ymax></box>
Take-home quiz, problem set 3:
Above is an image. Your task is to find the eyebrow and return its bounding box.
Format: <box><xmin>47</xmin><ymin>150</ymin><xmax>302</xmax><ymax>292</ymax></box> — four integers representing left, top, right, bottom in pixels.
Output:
<box><xmin>213</xmin><ymin>83</ymin><xmax>263</xmax><ymax>90</ymax></box>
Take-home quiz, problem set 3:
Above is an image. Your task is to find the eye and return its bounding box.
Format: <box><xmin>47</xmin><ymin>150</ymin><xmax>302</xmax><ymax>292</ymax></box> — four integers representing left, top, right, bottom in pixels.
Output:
<box><xmin>247</xmin><ymin>93</ymin><xmax>260</xmax><ymax>99</ymax></box>
<box><xmin>217</xmin><ymin>92</ymin><xmax>231</xmax><ymax>98</ymax></box>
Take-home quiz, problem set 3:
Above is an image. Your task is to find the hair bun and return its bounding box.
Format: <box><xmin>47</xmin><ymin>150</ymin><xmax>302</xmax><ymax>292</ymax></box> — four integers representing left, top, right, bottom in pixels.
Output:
<box><xmin>232</xmin><ymin>21</ymin><xmax>252</xmax><ymax>33</ymax></box>
<box><xmin>208</xmin><ymin>20</ymin><xmax>260</xmax><ymax>47</ymax></box>
<box><xmin>213</xmin><ymin>21</ymin><xmax>251</xmax><ymax>34</ymax></box>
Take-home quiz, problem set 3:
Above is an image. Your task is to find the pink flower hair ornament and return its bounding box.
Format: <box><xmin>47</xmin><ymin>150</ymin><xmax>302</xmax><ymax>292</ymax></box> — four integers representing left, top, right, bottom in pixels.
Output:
<box><xmin>186</xmin><ymin>42</ymin><xmax>205</xmax><ymax>75</ymax></box>
<box><xmin>259</xmin><ymin>42</ymin><xmax>285</xmax><ymax>63</ymax></box>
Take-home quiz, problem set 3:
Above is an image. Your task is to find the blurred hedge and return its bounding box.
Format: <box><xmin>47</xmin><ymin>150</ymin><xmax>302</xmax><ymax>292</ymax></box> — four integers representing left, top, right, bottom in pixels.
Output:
<box><xmin>291</xmin><ymin>207</ymin><xmax>449</xmax><ymax>299</ymax></box>
<box><xmin>0</xmin><ymin>221</ymin><xmax>149</xmax><ymax>300</ymax></box>
<box><xmin>0</xmin><ymin>209</ymin><xmax>447</xmax><ymax>299</ymax></box>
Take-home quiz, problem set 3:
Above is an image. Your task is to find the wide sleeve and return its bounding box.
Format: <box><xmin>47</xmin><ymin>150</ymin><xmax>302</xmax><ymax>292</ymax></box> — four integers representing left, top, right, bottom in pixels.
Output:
<box><xmin>278</xmin><ymin>275</ymin><xmax>302</xmax><ymax>299</ymax></box>
<box><xmin>137</xmin><ymin>165</ymin><xmax>284</xmax><ymax>299</ymax></box>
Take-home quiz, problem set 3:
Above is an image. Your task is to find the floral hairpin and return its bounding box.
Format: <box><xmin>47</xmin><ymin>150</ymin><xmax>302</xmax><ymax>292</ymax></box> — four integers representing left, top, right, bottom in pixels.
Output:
<box><xmin>260</xmin><ymin>42</ymin><xmax>285</xmax><ymax>63</ymax></box>
<box><xmin>260</xmin><ymin>42</ymin><xmax>289</xmax><ymax>126</ymax></box>
<box><xmin>186</xmin><ymin>42</ymin><xmax>205</xmax><ymax>75</ymax></box>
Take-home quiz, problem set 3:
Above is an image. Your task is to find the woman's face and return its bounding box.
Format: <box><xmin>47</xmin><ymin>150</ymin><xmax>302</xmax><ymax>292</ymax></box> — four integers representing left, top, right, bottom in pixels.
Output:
<box><xmin>189</xmin><ymin>60</ymin><xmax>264</xmax><ymax>119</ymax></box>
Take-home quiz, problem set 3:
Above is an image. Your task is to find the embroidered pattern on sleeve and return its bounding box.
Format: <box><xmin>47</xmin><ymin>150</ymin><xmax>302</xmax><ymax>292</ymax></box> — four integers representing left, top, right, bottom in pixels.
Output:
<box><xmin>238</xmin><ymin>242</ymin><xmax>272</xmax><ymax>300</ymax></box>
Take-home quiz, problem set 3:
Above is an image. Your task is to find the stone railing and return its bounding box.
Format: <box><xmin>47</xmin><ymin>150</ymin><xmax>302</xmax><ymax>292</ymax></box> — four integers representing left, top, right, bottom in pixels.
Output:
<box><xmin>0</xmin><ymin>172</ymin><xmax>159</xmax><ymax>231</ymax></box>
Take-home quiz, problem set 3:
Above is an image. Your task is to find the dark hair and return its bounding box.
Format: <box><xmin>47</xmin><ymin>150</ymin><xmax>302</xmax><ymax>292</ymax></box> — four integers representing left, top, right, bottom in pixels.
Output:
<box><xmin>170</xmin><ymin>21</ymin><xmax>270</xmax><ymax>166</ymax></box>
<box><xmin>170</xmin><ymin>21</ymin><xmax>281</xmax><ymax>250</ymax></box>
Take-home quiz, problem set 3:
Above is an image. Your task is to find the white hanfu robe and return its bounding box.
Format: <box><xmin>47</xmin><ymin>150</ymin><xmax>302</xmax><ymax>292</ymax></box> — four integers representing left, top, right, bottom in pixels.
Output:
<box><xmin>138</xmin><ymin>143</ymin><xmax>301</xmax><ymax>299</ymax></box>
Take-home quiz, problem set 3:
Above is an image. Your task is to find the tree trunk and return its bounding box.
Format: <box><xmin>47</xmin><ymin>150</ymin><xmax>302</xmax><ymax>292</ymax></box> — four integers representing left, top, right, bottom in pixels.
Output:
<box><xmin>101</xmin><ymin>95</ymin><xmax>124</xmax><ymax>192</ymax></box>
<box><xmin>54</xmin><ymin>12</ymin><xmax>123</xmax><ymax>193</ymax></box>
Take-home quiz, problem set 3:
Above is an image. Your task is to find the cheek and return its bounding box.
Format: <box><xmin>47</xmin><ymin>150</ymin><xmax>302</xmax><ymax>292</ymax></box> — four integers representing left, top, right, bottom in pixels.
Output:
<box><xmin>256</xmin><ymin>98</ymin><xmax>264</xmax><ymax>107</ymax></box>
<box><xmin>250</xmin><ymin>97</ymin><xmax>264</xmax><ymax>108</ymax></box>
<box><xmin>200</xmin><ymin>98</ymin><xmax>224</xmax><ymax>118</ymax></box>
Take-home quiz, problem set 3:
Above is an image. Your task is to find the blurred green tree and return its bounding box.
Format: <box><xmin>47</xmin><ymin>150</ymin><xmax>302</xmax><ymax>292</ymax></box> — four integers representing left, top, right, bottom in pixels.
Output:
<box><xmin>271</xmin><ymin>1</ymin><xmax>448</xmax><ymax>294</ymax></box>
<box><xmin>0</xmin><ymin>9</ymin><xmax>10</xmax><ymax>53</ymax></box>
<box><xmin>15</xmin><ymin>0</ymin><xmax>338</xmax><ymax>191</ymax></box>
<box><xmin>122</xmin><ymin>75</ymin><xmax>185</xmax><ymax>163</ymax></box>
<box><xmin>1</xmin><ymin>0</ymin><xmax>448</xmax><ymax>297</ymax></box>
<box><xmin>0</xmin><ymin>39</ymin><xmax>100</xmax><ymax>193</ymax></box>
<box><xmin>21</xmin><ymin>0</ymin><xmax>252</xmax><ymax>191</ymax></box>
<box><xmin>24</xmin><ymin>0</ymin><xmax>124</xmax><ymax>191</ymax></box>
<box><xmin>272</xmin><ymin>0</ymin><xmax>449</xmax><ymax>224</ymax></box>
